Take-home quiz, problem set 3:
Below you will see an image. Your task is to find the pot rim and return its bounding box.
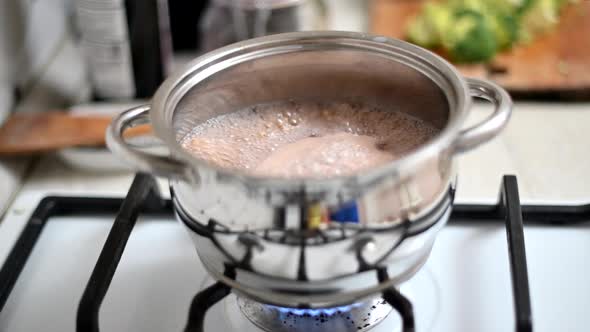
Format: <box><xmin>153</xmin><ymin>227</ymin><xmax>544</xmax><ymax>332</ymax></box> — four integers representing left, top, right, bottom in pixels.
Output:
<box><xmin>151</xmin><ymin>31</ymin><xmax>471</xmax><ymax>190</ymax></box>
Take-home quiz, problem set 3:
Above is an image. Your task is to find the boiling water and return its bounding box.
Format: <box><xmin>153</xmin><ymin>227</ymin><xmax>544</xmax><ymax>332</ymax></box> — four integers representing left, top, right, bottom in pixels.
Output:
<box><xmin>180</xmin><ymin>101</ymin><xmax>439</xmax><ymax>178</ymax></box>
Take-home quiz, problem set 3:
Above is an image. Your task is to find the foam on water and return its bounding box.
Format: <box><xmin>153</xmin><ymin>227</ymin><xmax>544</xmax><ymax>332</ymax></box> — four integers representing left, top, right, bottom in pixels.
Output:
<box><xmin>180</xmin><ymin>100</ymin><xmax>439</xmax><ymax>178</ymax></box>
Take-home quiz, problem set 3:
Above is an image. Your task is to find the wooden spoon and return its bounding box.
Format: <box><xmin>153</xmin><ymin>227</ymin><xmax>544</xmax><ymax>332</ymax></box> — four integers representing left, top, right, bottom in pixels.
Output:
<box><xmin>0</xmin><ymin>111</ymin><xmax>152</xmax><ymax>155</ymax></box>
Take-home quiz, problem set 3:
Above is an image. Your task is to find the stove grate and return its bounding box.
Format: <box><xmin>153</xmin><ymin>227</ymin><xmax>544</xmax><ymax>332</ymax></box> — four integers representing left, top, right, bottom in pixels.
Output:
<box><xmin>2</xmin><ymin>173</ymin><xmax>589</xmax><ymax>331</ymax></box>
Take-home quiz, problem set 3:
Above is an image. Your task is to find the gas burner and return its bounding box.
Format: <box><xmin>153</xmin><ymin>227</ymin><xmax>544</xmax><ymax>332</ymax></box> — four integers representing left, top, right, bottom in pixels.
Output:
<box><xmin>202</xmin><ymin>266</ymin><xmax>439</xmax><ymax>332</ymax></box>
<box><xmin>238</xmin><ymin>297</ymin><xmax>390</xmax><ymax>332</ymax></box>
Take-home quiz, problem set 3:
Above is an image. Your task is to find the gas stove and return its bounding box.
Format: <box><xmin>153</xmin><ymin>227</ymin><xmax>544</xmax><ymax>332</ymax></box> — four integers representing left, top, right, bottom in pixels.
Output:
<box><xmin>0</xmin><ymin>174</ymin><xmax>589</xmax><ymax>332</ymax></box>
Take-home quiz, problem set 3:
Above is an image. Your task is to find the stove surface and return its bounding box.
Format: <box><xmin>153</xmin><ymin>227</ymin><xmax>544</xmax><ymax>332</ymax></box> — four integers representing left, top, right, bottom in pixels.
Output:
<box><xmin>0</xmin><ymin>195</ymin><xmax>589</xmax><ymax>332</ymax></box>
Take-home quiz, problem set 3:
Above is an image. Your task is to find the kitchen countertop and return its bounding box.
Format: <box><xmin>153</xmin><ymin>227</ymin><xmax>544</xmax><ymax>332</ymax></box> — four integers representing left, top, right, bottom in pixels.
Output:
<box><xmin>457</xmin><ymin>102</ymin><xmax>590</xmax><ymax>204</ymax></box>
<box><xmin>0</xmin><ymin>101</ymin><xmax>588</xmax><ymax>224</ymax></box>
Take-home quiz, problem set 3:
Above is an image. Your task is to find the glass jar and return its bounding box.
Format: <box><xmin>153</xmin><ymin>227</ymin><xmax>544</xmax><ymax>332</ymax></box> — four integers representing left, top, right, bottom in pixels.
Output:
<box><xmin>200</xmin><ymin>0</ymin><xmax>325</xmax><ymax>52</ymax></box>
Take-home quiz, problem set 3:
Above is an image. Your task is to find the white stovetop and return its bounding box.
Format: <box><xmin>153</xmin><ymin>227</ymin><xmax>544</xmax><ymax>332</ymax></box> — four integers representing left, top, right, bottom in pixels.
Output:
<box><xmin>1</xmin><ymin>202</ymin><xmax>588</xmax><ymax>332</ymax></box>
<box><xmin>0</xmin><ymin>102</ymin><xmax>589</xmax><ymax>332</ymax></box>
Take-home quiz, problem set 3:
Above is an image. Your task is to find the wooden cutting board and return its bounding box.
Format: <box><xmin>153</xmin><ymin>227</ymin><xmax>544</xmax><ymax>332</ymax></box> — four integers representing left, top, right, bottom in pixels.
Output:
<box><xmin>0</xmin><ymin>112</ymin><xmax>151</xmax><ymax>155</ymax></box>
<box><xmin>370</xmin><ymin>0</ymin><xmax>590</xmax><ymax>95</ymax></box>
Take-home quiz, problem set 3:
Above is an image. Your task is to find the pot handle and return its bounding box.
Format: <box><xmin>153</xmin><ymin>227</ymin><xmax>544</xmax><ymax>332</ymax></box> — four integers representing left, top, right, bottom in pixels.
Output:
<box><xmin>454</xmin><ymin>78</ymin><xmax>513</xmax><ymax>154</ymax></box>
<box><xmin>106</xmin><ymin>105</ymin><xmax>193</xmax><ymax>182</ymax></box>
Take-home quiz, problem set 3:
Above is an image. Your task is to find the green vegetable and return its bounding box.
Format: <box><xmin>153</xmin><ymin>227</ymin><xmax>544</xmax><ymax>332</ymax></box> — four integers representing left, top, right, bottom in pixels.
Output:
<box><xmin>407</xmin><ymin>11</ymin><xmax>437</xmax><ymax>47</ymax></box>
<box><xmin>489</xmin><ymin>12</ymin><xmax>519</xmax><ymax>49</ymax></box>
<box><xmin>450</xmin><ymin>0</ymin><xmax>519</xmax><ymax>14</ymax></box>
<box><xmin>516</xmin><ymin>0</ymin><xmax>536</xmax><ymax>15</ymax></box>
<box><xmin>443</xmin><ymin>10</ymin><xmax>498</xmax><ymax>63</ymax></box>
<box><xmin>448</xmin><ymin>0</ymin><xmax>487</xmax><ymax>11</ymax></box>
<box><xmin>407</xmin><ymin>3</ymin><xmax>452</xmax><ymax>48</ymax></box>
<box><xmin>405</xmin><ymin>0</ymin><xmax>573</xmax><ymax>63</ymax></box>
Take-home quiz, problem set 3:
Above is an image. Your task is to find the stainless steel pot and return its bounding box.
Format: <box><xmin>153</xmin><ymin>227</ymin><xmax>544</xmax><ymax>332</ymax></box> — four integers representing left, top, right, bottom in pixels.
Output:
<box><xmin>107</xmin><ymin>31</ymin><xmax>512</xmax><ymax>308</ymax></box>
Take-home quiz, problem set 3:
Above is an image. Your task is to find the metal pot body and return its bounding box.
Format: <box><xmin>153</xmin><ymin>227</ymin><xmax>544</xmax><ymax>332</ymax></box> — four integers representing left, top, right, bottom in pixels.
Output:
<box><xmin>173</xmin><ymin>182</ymin><xmax>452</xmax><ymax>308</ymax></box>
<box><xmin>107</xmin><ymin>32</ymin><xmax>512</xmax><ymax>307</ymax></box>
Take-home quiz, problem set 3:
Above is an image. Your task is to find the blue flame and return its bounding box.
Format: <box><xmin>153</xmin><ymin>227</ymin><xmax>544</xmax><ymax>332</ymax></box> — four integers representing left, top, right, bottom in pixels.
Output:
<box><xmin>269</xmin><ymin>302</ymin><xmax>363</xmax><ymax>317</ymax></box>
